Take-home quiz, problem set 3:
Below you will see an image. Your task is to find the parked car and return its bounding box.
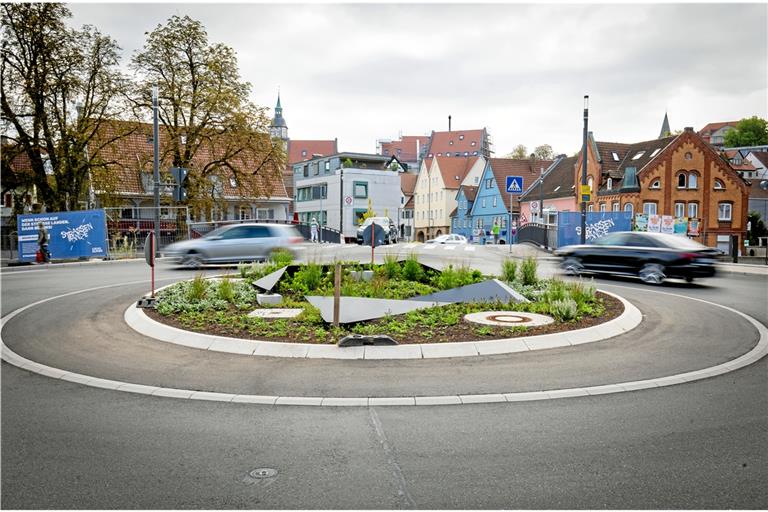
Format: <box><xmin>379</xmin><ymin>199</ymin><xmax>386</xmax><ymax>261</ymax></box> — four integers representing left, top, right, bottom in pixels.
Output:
<box><xmin>356</xmin><ymin>217</ymin><xmax>398</xmax><ymax>245</ymax></box>
<box><xmin>553</xmin><ymin>231</ymin><xmax>720</xmax><ymax>284</ymax></box>
<box><xmin>163</xmin><ymin>223</ymin><xmax>303</xmax><ymax>268</ymax></box>
<box><xmin>426</xmin><ymin>234</ymin><xmax>468</xmax><ymax>245</ymax></box>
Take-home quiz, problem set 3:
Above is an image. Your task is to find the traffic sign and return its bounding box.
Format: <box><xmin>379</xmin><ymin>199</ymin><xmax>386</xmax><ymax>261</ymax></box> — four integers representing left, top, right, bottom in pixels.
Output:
<box><xmin>506</xmin><ymin>176</ymin><xmax>524</xmax><ymax>194</ymax></box>
<box><xmin>530</xmin><ymin>201</ymin><xmax>539</xmax><ymax>212</ymax></box>
<box><xmin>344</xmin><ymin>196</ymin><xmax>353</xmax><ymax>205</ymax></box>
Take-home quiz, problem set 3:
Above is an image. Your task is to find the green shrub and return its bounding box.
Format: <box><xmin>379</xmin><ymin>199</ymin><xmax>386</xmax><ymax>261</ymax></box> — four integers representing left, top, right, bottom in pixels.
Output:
<box><xmin>402</xmin><ymin>253</ymin><xmax>425</xmax><ymax>282</ymax></box>
<box><xmin>568</xmin><ymin>279</ymin><xmax>596</xmax><ymax>305</ymax></box>
<box><xmin>520</xmin><ymin>257</ymin><xmax>538</xmax><ymax>286</ymax></box>
<box><xmin>501</xmin><ymin>259</ymin><xmax>518</xmax><ymax>283</ymax></box>
<box><xmin>269</xmin><ymin>248</ymin><xmax>294</xmax><ymax>267</ymax></box>
<box><xmin>292</xmin><ymin>262</ymin><xmax>323</xmax><ymax>293</ymax></box>
<box><xmin>187</xmin><ymin>274</ymin><xmax>207</xmax><ymax>301</ymax></box>
<box><xmin>550</xmin><ymin>298</ymin><xmax>578</xmax><ymax>321</ymax></box>
<box><xmin>542</xmin><ymin>278</ymin><xmax>569</xmax><ymax>303</ymax></box>
<box><xmin>217</xmin><ymin>277</ymin><xmax>235</xmax><ymax>303</ymax></box>
<box><xmin>380</xmin><ymin>254</ymin><xmax>401</xmax><ymax>279</ymax></box>
<box><xmin>238</xmin><ymin>263</ymin><xmax>249</xmax><ymax>279</ymax></box>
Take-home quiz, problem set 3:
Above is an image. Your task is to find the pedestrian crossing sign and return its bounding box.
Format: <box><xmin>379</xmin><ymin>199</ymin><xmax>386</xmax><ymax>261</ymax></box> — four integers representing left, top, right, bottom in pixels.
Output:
<box><xmin>506</xmin><ymin>176</ymin><xmax>524</xmax><ymax>194</ymax></box>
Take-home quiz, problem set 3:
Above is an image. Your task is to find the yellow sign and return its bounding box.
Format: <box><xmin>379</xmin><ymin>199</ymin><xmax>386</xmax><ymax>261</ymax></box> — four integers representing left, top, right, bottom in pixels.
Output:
<box><xmin>580</xmin><ymin>185</ymin><xmax>591</xmax><ymax>195</ymax></box>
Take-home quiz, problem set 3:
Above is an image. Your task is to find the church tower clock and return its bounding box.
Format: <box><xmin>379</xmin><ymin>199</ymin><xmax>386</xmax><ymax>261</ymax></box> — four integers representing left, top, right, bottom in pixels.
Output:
<box><xmin>270</xmin><ymin>93</ymin><xmax>289</xmax><ymax>146</ymax></box>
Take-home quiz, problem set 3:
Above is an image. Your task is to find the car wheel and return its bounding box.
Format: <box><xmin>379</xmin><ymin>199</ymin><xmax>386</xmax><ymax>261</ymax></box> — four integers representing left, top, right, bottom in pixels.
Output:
<box><xmin>685</xmin><ymin>276</ymin><xmax>694</xmax><ymax>283</ymax></box>
<box><xmin>639</xmin><ymin>263</ymin><xmax>666</xmax><ymax>285</ymax></box>
<box><xmin>561</xmin><ymin>257</ymin><xmax>584</xmax><ymax>276</ymax></box>
<box><xmin>182</xmin><ymin>251</ymin><xmax>205</xmax><ymax>269</ymax></box>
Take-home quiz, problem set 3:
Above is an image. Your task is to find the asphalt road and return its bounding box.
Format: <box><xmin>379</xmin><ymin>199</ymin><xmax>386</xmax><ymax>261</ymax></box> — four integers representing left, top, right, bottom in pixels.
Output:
<box><xmin>2</xmin><ymin>245</ymin><xmax>767</xmax><ymax>509</ymax></box>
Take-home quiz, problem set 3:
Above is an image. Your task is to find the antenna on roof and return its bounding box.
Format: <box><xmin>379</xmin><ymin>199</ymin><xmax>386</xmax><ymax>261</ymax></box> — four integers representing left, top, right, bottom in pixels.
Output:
<box><xmin>448</xmin><ymin>115</ymin><xmax>452</xmax><ymax>132</ymax></box>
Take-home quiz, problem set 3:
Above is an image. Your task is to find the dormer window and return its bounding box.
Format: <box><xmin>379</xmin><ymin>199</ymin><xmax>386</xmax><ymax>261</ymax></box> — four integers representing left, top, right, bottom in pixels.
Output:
<box><xmin>650</xmin><ymin>179</ymin><xmax>661</xmax><ymax>189</ymax></box>
<box><xmin>449</xmin><ymin>140</ymin><xmax>454</xmax><ymax>145</ymax></box>
<box><xmin>301</xmin><ymin>150</ymin><xmax>307</xmax><ymax>157</ymax></box>
<box><xmin>714</xmin><ymin>179</ymin><xmax>725</xmax><ymax>190</ymax></box>
<box><xmin>471</xmin><ymin>141</ymin><xmax>476</xmax><ymax>147</ymax></box>
<box><xmin>632</xmin><ymin>151</ymin><xmax>645</xmax><ymax>160</ymax></box>
<box><xmin>612</xmin><ymin>152</ymin><xmax>619</xmax><ymax>161</ymax></box>
<box><xmin>229</xmin><ymin>177</ymin><xmax>237</xmax><ymax>188</ymax></box>
<box><xmin>650</xmin><ymin>148</ymin><xmax>661</xmax><ymax>157</ymax></box>
<box><xmin>606</xmin><ymin>178</ymin><xmax>613</xmax><ymax>190</ymax></box>
<box><xmin>459</xmin><ymin>134</ymin><xmax>464</xmax><ymax>140</ymax></box>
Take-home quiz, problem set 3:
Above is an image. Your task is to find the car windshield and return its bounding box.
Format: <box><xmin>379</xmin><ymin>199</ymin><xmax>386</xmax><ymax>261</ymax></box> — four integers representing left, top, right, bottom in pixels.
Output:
<box><xmin>360</xmin><ymin>217</ymin><xmax>388</xmax><ymax>227</ymax></box>
<box><xmin>204</xmin><ymin>226</ymin><xmax>231</xmax><ymax>238</ymax></box>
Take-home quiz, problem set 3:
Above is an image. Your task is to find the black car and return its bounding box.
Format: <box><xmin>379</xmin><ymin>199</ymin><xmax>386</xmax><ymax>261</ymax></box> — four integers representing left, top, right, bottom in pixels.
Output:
<box><xmin>553</xmin><ymin>231</ymin><xmax>720</xmax><ymax>284</ymax></box>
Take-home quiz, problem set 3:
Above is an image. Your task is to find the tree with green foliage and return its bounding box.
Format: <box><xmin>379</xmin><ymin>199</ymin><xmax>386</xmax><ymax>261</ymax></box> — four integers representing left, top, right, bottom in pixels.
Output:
<box><xmin>504</xmin><ymin>144</ymin><xmax>528</xmax><ymax>159</ymax></box>
<box><xmin>1</xmin><ymin>3</ymin><xmax>130</xmax><ymax>211</ymax></box>
<box><xmin>130</xmin><ymin>15</ymin><xmax>285</xmax><ymax>217</ymax></box>
<box><xmin>724</xmin><ymin>116</ymin><xmax>768</xmax><ymax>147</ymax></box>
<box><xmin>533</xmin><ymin>144</ymin><xmax>555</xmax><ymax>160</ymax></box>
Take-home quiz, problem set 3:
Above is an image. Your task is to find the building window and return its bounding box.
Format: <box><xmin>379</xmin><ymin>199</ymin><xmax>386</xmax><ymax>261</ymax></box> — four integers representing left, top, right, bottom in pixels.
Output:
<box><xmin>239</xmin><ymin>206</ymin><xmax>252</xmax><ymax>220</ymax></box>
<box><xmin>587</xmin><ymin>176</ymin><xmax>593</xmax><ymax>192</ymax></box>
<box><xmin>714</xmin><ymin>179</ymin><xmax>725</xmax><ymax>190</ymax></box>
<box><xmin>459</xmin><ymin>134</ymin><xmax>464</xmax><ymax>140</ymax></box>
<box><xmin>624</xmin><ymin>203</ymin><xmax>634</xmax><ymax>214</ymax></box>
<box><xmin>606</xmin><ymin>178</ymin><xmax>612</xmax><ymax>190</ymax></box>
<box><xmin>449</xmin><ymin>140</ymin><xmax>454</xmax><ymax>145</ymax></box>
<box><xmin>256</xmin><ymin>208</ymin><xmax>275</xmax><ymax>220</ymax></box>
<box><xmin>688</xmin><ymin>173</ymin><xmax>698</xmax><ymax>189</ymax></box>
<box><xmin>301</xmin><ymin>150</ymin><xmax>307</xmax><ymax>157</ymax></box>
<box><xmin>632</xmin><ymin>151</ymin><xmax>645</xmax><ymax>160</ymax></box>
<box><xmin>325</xmin><ymin>161</ymin><xmax>330</xmax><ymax>172</ymax></box>
<box><xmin>612</xmin><ymin>202</ymin><xmax>620</xmax><ymax>211</ymax></box>
<box><xmin>718</xmin><ymin>202</ymin><xmax>732</xmax><ymax>221</ymax></box>
<box><xmin>492</xmin><ymin>196</ymin><xmax>497</xmax><ymax>207</ymax></box>
<box><xmin>650</xmin><ymin>179</ymin><xmax>661</xmax><ymax>189</ymax></box>
<box><xmin>4</xmin><ymin>193</ymin><xmax>13</xmax><ymax>208</ymax></box>
<box><xmin>303</xmin><ymin>165</ymin><xmax>309</xmax><ymax>178</ymax></box>
<box><xmin>471</xmin><ymin>141</ymin><xmax>476</xmax><ymax>147</ymax></box>
<box><xmin>684</xmin><ymin>152</ymin><xmax>693</xmax><ymax>160</ymax></box>
<box><xmin>643</xmin><ymin>202</ymin><xmax>657</xmax><ymax>216</ymax></box>
<box><xmin>677</xmin><ymin>173</ymin><xmax>686</xmax><ymax>188</ymax></box>
<box><xmin>353</xmin><ymin>208</ymin><xmax>368</xmax><ymax>225</ymax></box>
<box><xmin>481</xmin><ymin>198</ymin><xmax>486</xmax><ymax>208</ymax></box>
<box><xmin>674</xmin><ymin>202</ymin><xmax>685</xmax><ymax>218</ymax></box>
<box><xmin>612</xmin><ymin>152</ymin><xmax>619</xmax><ymax>161</ymax></box>
<box><xmin>650</xmin><ymin>148</ymin><xmax>661</xmax><ymax>157</ymax></box>
<box><xmin>353</xmin><ymin>182</ymin><xmax>368</xmax><ymax>198</ymax></box>
<box><xmin>587</xmin><ymin>204</ymin><xmax>594</xmax><ymax>212</ymax></box>
<box><xmin>688</xmin><ymin>202</ymin><xmax>698</xmax><ymax>219</ymax></box>
<box><xmin>229</xmin><ymin>177</ymin><xmax>238</xmax><ymax>188</ymax></box>
<box><xmin>599</xmin><ymin>203</ymin><xmax>606</xmax><ymax>212</ymax></box>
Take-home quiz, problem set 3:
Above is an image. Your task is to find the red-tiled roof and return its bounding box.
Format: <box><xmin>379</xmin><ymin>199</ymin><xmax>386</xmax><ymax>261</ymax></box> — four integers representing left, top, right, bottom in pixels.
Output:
<box><xmin>435</xmin><ymin>156</ymin><xmax>479</xmax><ymax>189</ymax></box>
<box><xmin>462</xmin><ymin>185</ymin><xmax>478</xmax><ymax>202</ymax></box>
<box><xmin>380</xmin><ymin>136</ymin><xmax>429</xmax><ymax>162</ymax></box>
<box><xmin>698</xmin><ymin>121</ymin><xmax>739</xmax><ymax>136</ymax></box>
<box><xmin>287</xmin><ymin>140</ymin><xmax>338</xmax><ymax>165</ymax></box>
<box><xmin>520</xmin><ymin>156</ymin><xmax>578</xmax><ymax>201</ymax></box>
<box><xmin>594</xmin><ymin>141</ymin><xmax>631</xmax><ymax>172</ymax></box>
<box><xmin>748</xmin><ymin>151</ymin><xmax>768</xmax><ymax>168</ymax></box>
<box><xmin>92</xmin><ymin>120</ymin><xmax>287</xmax><ymax>199</ymax></box>
<box><xmin>428</xmin><ymin>129</ymin><xmax>485</xmax><ymax>157</ymax></box>
<box><xmin>489</xmin><ymin>158</ymin><xmax>553</xmax><ymax>210</ymax></box>
<box><xmin>400</xmin><ymin>172</ymin><xmax>418</xmax><ymax>195</ymax></box>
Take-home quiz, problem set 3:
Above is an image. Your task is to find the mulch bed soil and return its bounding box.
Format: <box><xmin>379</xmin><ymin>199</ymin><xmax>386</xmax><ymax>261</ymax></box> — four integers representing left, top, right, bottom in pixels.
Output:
<box><xmin>144</xmin><ymin>291</ymin><xmax>624</xmax><ymax>345</ymax></box>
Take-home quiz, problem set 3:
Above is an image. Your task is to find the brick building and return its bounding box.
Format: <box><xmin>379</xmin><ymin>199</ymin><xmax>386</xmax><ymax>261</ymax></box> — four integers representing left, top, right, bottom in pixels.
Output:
<box><xmin>576</xmin><ymin>127</ymin><xmax>749</xmax><ymax>253</ymax></box>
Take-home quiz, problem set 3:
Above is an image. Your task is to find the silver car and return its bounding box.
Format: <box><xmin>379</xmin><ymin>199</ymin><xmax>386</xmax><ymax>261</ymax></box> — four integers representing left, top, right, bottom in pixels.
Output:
<box><xmin>163</xmin><ymin>223</ymin><xmax>303</xmax><ymax>268</ymax></box>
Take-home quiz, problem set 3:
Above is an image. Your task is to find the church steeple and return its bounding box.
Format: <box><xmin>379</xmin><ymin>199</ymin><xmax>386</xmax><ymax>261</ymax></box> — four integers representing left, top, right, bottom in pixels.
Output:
<box><xmin>270</xmin><ymin>91</ymin><xmax>288</xmax><ymax>143</ymax></box>
<box><xmin>659</xmin><ymin>112</ymin><xmax>671</xmax><ymax>138</ymax></box>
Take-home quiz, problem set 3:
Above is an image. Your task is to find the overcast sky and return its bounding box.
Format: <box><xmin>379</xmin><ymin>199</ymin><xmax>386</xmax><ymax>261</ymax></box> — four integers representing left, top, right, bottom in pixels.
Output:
<box><xmin>68</xmin><ymin>2</ymin><xmax>767</xmax><ymax>156</ymax></box>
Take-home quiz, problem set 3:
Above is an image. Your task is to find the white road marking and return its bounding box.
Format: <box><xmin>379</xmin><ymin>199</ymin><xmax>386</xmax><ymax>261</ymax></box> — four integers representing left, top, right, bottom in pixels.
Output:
<box><xmin>444</xmin><ymin>246</ymin><xmax>456</xmax><ymax>251</ymax></box>
<box><xmin>423</xmin><ymin>245</ymin><xmax>436</xmax><ymax>250</ymax></box>
<box><xmin>464</xmin><ymin>246</ymin><xmax>476</xmax><ymax>252</ymax></box>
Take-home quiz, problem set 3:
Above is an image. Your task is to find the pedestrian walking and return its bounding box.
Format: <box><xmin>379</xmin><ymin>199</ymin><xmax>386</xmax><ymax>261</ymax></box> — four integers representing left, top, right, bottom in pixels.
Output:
<box><xmin>310</xmin><ymin>217</ymin><xmax>319</xmax><ymax>243</ymax></box>
<box><xmin>37</xmin><ymin>222</ymin><xmax>50</xmax><ymax>263</ymax></box>
<box><xmin>492</xmin><ymin>220</ymin><xmax>500</xmax><ymax>245</ymax></box>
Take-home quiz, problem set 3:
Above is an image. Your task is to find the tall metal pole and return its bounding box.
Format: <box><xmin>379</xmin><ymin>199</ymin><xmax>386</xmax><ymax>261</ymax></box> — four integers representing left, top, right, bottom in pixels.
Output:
<box><xmin>580</xmin><ymin>95</ymin><xmax>589</xmax><ymax>244</ymax></box>
<box><xmin>152</xmin><ymin>86</ymin><xmax>161</xmax><ymax>257</ymax></box>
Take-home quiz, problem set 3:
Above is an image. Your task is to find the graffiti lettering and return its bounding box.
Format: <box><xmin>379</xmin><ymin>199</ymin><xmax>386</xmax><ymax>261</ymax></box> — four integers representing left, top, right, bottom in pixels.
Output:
<box><xmin>60</xmin><ymin>222</ymin><xmax>94</xmax><ymax>242</ymax></box>
<box><xmin>575</xmin><ymin>218</ymin><xmax>615</xmax><ymax>241</ymax></box>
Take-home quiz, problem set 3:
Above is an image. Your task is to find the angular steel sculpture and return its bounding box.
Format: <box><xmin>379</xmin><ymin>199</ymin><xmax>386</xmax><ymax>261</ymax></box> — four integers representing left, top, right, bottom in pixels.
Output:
<box><xmin>411</xmin><ymin>279</ymin><xmax>529</xmax><ymax>304</ymax></box>
<box><xmin>305</xmin><ymin>296</ymin><xmax>451</xmax><ymax>324</ymax></box>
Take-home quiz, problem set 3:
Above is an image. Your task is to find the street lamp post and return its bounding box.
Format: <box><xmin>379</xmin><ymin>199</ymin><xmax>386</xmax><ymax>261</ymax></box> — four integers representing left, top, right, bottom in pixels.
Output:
<box><xmin>580</xmin><ymin>95</ymin><xmax>589</xmax><ymax>245</ymax></box>
<box><xmin>152</xmin><ymin>86</ymin><xmax>160</xmax><ymax>257</ymax></box>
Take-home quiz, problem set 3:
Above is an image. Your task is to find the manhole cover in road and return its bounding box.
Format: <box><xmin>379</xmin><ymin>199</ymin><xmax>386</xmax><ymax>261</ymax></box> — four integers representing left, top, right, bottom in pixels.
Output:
<box><xmin>249</xmin><ymin>468</ymin><xmax>278</xmax><ymax>479</ymax></box>
<box><xmin>463</xmin><ymin>311</ymin><xmax>554</xmax><ymax>327</ymax></box>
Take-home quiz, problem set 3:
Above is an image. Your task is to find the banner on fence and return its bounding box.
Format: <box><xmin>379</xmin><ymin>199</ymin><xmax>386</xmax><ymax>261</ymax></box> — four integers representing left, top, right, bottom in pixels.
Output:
<box><xmin>634</xmin><ymin>214</ymin><xmax>648</xmax><ymax>232</ymax></box>
<box><xmin>688</xmin><ymin>218</ymin><xmax>701</xmax><ymax>236</ymax></box>
<box><xmin>556</xmin><ymin>211</ymin><xmax>632</xmax><ymax>247</ymax></box>
<box><xmin>674</xmin><ymin>217</ymin><xmax>688</xmax><ymax>235</ymax></box>
<box><xmin>647</xmin><ymin>214</ymin><xmax>661</xmax><ymax>233</ymax></box>
<box><xmin>661</xmin><ymin>215</ymin><xmax>675</xmax><ymax>234</ymax></box>
<box><xmin>17</xmin><ymin>210</ymin><xmax>109</xmax><ymax>262</ymax></box>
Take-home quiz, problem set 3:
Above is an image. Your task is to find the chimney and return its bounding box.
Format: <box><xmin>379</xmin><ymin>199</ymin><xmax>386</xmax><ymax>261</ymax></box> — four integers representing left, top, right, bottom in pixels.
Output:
<box><xmin>448</xmin><ymin>115</ymin><xmax>452</xmax><ymax>132</ymax></box>
<box><xmin>684</xmin><ymin>126</ymin><xmax>694</xmax><ymax>132</ymax></box>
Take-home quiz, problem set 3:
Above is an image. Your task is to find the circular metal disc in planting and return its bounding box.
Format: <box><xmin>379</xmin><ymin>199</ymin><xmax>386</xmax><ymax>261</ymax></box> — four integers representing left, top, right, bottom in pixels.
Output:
<box><xmin>247</xmin><ymin>308</ymin><xmax>303</xmax><ymax>319</ymax></box>
<box><xmin>249</xmin><ymin>468</ymin><xmax>278</xmax><ymax>479</ymax></box>
<box><xmin>464</xmin><ymin>311</ymin><xmax>554</xmax><ymax>327</ymax></box>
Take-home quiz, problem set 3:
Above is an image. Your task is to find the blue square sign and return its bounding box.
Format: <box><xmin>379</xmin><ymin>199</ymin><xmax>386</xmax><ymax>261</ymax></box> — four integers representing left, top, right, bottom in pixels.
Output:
<box><xmin>506</xmin><ymin>175</ymin><xmax>524</xmax><ymax>194</ymax></box>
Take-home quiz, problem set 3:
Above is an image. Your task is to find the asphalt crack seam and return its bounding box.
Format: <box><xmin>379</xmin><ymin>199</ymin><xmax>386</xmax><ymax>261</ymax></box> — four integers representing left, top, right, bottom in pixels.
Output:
<box><xmin>369</xmin><ymin>407</ymin><xmax>416</xmax><ymax>509</ymax></box>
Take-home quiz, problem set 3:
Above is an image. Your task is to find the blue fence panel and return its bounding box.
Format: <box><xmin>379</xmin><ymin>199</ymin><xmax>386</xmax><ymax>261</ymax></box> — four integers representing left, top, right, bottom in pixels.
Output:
<box><xmin>557</xmin><ymin>211</ymin><xmax>632</xmax><ymax>248</ymax></box>
<box><xmin>17</xmin><ymin>210</ymin><xmax>110</xmax><ymax>262</ymax></box>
